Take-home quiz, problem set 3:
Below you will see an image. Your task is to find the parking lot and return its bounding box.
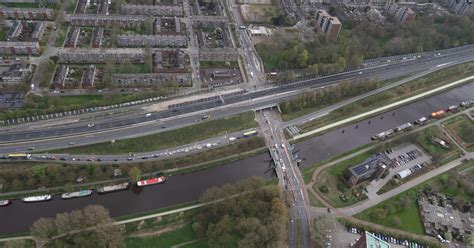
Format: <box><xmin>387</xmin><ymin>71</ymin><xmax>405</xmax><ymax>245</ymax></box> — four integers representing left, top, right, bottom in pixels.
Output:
<box><xmin>365</xmin><ymin>143</ymin><xmax>431</xmax><ymax>199</ymax></box>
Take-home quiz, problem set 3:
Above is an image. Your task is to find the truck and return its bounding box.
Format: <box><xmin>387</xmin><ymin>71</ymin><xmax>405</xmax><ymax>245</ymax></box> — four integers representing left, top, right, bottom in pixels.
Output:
<box><xmin>395</xmin><ymin>122</ymin><xmax>413</xmax><ymax>132</ymax></box>
<box><xmin>414</xmin><ymin>117</ymin><xmax>428</xmax><ymax>125</ymax></box>
<box><xmin>371</xmin><ymin>129</ymin><xmax>394</xmax><ymax>140</ymax></box>
<box><xmin>430</xmin><ymin>110</ymin><xmax>445</xmax><ymax>118</ymax></box>
<box><xmin>447</xmin><ymin>105</ymin><xmax>458</xmax><ymax>112</ymax></box>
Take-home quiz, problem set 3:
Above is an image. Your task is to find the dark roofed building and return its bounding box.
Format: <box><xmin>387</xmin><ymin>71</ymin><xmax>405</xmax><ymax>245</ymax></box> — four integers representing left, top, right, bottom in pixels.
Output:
<box><xmin>344</xmin><ymin>153</ymin><xmax>392</xmax><ymax>188</ymax></box>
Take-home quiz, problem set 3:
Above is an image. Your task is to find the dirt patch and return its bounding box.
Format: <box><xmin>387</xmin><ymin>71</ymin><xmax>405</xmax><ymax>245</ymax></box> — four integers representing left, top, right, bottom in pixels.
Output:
<box><xmin>239</xmin><ymin>4</ymin><xmax>280</xmax><ymax>23</ymax></box>
<box><xmin>130</xmin><ymin>222</ymin><xmax>187</xmax><ymax>238</ymax></box>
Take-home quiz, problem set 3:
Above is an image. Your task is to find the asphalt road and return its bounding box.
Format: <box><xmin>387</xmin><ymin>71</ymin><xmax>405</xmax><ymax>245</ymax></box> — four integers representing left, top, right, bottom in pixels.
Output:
<box><xmin>2</xmin><ymin>47</ymin><xmax>474</xmax><ymax>151</ymax></box>
<box><xmin>258</xmin><ymin>110</ymin><xmax>310</xmax><ymax>248</ymax></box>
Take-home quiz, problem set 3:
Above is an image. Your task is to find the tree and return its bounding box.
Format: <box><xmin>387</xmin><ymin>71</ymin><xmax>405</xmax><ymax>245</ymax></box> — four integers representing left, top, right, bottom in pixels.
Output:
<box><xmin>129</xmin><ymin>167</ymin><xmax>141</xmax><ymax>183</ymax></box>
<box><xmin>144</xmin><ymin>45</ymin><xmax>153</xmax><ymax>73</ymax></box>
<box><xmin>31</xmin><ymin>217</ymin><xmax>57</xmax><ymax>239</ymax></box>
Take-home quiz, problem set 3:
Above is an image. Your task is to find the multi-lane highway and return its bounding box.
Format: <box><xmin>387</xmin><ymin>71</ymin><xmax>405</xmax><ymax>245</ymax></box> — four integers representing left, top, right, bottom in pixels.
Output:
<box><xmin>2</xmin><ymin>46</ymin><xmax>474</xmax><ymax>150</ymax></box>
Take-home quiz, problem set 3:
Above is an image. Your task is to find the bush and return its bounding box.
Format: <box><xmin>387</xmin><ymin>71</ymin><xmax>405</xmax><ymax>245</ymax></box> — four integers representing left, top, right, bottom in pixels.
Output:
<box><xmin>319</xmin><ymin>185</ymin><xmax>329</xmax><ymax>193</ymax></box>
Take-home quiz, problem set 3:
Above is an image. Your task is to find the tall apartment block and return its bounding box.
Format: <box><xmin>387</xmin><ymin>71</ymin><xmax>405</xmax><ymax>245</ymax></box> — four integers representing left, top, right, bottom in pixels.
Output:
<box><xmin>315</xmin><ymin>10</ymin><xmax>342</xmax><ymax>40</ymax></box>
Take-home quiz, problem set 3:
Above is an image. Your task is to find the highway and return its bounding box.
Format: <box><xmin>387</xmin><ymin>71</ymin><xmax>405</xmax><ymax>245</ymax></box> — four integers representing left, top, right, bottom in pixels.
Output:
<box><xmin>2</xmin><ymin>47</ymin><xmax>474</xmax><ymax>150</ymax></box>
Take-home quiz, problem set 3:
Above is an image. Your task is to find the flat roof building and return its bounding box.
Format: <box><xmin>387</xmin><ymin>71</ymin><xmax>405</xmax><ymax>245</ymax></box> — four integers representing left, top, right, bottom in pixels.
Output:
<box><xmin>354</xmin><ymin>231</ymin><xmax>391</xmax><ymax>248</ymax></box>
<box><xmin>344</xmin><ymin>153</ymin><xmax>392</xmax><ymax>188</ymax></box>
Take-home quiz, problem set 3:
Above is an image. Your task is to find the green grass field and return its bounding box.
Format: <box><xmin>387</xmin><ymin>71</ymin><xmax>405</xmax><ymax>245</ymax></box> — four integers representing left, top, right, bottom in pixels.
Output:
<box><xmin>444</xmin><ymin>114</ymin><xmax>474</xmax><ymax>151</ymax></box>
<box><xmin>54</xmin><ymin>25</ymin><xmax>69</xmax><ymax>47</ymax></box>
<box><xmin>356</xmin><ymin>199</ymin><xmax>425</xmax><ymax>235</ymax></box>
<box><xmin>50</xmin><ymin>112</ymin><xmax>258</xmax><ymax>155</ymax></box>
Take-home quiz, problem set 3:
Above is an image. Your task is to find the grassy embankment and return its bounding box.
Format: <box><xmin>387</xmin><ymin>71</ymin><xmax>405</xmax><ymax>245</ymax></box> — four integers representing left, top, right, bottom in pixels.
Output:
<box><xmin>50</xmin><ymin>112</ymin><xmax>258</xmax><ymax>155</ymax></box>
<box><xmin>297</xmin><ymin>62</ymin><xmax>474</xmax><ymax>133</ymax></box>
<box><xmin>280</xmin><ymin>76</ymin><xmax>409</xmax><ymax>122</ymax></box>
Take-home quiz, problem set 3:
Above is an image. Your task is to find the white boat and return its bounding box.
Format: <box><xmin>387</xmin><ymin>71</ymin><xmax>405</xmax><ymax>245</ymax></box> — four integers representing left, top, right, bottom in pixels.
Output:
<box><xmin>0</xmin><ymin>200</ymin><xmax>10</xmax><ymax>206</ymax></box>
<box><xmin>61</xmin><ymin>190</ymin><xmax>93</xmax><ymax>199</ymax></box>
<box><xmin>22</xmin><ymin>195</ymin><xmax>53</xmax><ymax>203</ymax></box>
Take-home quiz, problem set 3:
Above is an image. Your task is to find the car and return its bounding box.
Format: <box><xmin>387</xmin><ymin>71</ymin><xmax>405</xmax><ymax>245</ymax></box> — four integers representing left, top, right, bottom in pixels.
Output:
<box><xmin>69</xmin><ymin>142</ymin><xmax>75</xmax><ymax>145</ymax></box>
<box><xmin>60</xmin><ymin>157</ymin><xmax>66</xmax><ymax>161</ymax></box>
<box><xmin>127</xmin><ymin>157</ymin><xmax>134</xmax><ymax>161</ymax></box>
<box><xmin>28</xmin><ymin>147</ymin><xmax>35</xmax><ymax>150</ymax></box>
<box><xmin>87</xmin><ymin>123</ymin><xmax>95</xmax><ymax>127</ymax></box>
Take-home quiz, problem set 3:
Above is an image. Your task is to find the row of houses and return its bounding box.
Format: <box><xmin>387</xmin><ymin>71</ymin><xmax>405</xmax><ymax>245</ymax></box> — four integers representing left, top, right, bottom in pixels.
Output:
<box><xmin>117</xmin><ymin>34</ymin><xmax>186</xmax><ymax>47</ymax></box>
<box><xmin>58</xmin><ymin>48</ymin><xmax>145</xmax><ymax>63</ymax></box>
<box><xmin>120</xmin><ymin>4</ymin><xmax>183</xmax><ymax>16</ymax></box>
<box><xmin>68</xmin><ymin>14</ymin><xmax>147</xmax><ymax>27</ymax></box>
<box><xmin>0</xmin><ymin>41</ymin><xmax>39</xmax><ymax>55</ymax></box>
<box><xmin>52</xmin><ymin>64</ymin><xmax>96</xmax><ymax>89</ymax></box>
<box><xmin>198</xmin><ymin>48</ymin><xmax>238</xmax><ymax>61</ymax></box>
<box><xmin>6</xmin><ymin>21</ymin><xmax>45</xmax><ymax>42</ymax></box>
<box><xmin>112</xmin><ymin>73</ymin><xmax>191</xmax><ymax>88</ymax></box>
<box><xmin>0</xmin><ymin>8</ymin><xmax>54</xmax><ymax>20</ymax></box>
<box><xmin>384</xmin><ymin>3</ymin><xmax>416</xmax><ymax>24</ymax></box>
<box><xmin>0</xmin><ymin>0</ymin><xmax>57</xmax><ymax>3</ymax></box>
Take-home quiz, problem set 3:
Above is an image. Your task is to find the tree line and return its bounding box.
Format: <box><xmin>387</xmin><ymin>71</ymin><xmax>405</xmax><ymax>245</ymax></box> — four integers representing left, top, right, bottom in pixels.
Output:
<box><xmin>280</xmin><ymin>79</ymin><xmax>379</xmax><ymax>115</ymax></box>
<box><xmin>257</xmin><ymin>14</ymin><xmax>474</xmax><ymax>73</ymax></box>
<box><xmin>192</xmin><ymin>177</ymin><xmax>288</xmax><ymax>248</ymax></box>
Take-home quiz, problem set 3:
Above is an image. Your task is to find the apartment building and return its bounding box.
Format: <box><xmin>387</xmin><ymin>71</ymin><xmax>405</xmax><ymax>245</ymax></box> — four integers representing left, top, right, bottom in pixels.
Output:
<box><xmin>0</xmin><ymin>8</ymin><xmax>54</xmax><ymax>20</ymax></box>
<box><xmin>117</xmin><ymin>35</ymin><xmax>186</xmax><ymax>47</ymax></box>
<box><xmin>439</xmin><ymin>0</ymin><xmax>474</xmax><ymax>16</ymax></box>
<box><xmin>0</xmin><ymin>41</ymin><xmax>39</xmax><ymax>55</ymax></box>
<box><xmin>384</xmin><ymin>3</ymin><xmax>416</xmax><ymax>24</ymax></box>
<box><xmin>153</xmin><ymin>49</ymin><xmax>185</xmax><ymax>72</ymax></box>
<box><xmin>68</xmin><ymin>14</ymin><xmax>147</xmax><ymax>27</ymax></box>
<box><xmin>120</xmin><ymin>4</ymin><xmax>183</xmax><ymax>16</ymax></box>
<box><xmin>315</xmin><ymin>10</ymin><xmax>342</xmax><ymax>40</ymax></box>
<box><xmin>58</xmin><ymin>48</ymin><xmax>145</xmax><ymax>63</ymax></box>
